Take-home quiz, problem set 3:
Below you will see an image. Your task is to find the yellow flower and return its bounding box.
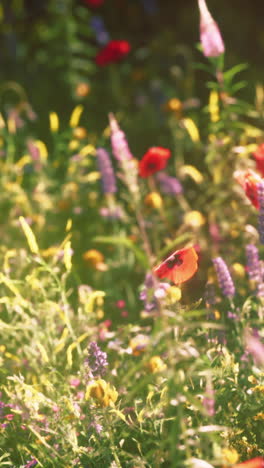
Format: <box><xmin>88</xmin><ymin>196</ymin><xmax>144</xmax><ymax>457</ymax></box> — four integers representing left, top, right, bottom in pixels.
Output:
<box><xmin>83</xmin><ymin>249</ymin><xmax>104</xmax><ymax>266</ymax></box>
<box><xmin>232</xmin><ymin>263</ymin><xmax>245</xmax><ymax>278</ymax></box>
<box><xmin>144</xmin><ymin>192</ymin><xmax>163</xmax><ymax>210</ymax></box>
<box><xmin>253</xmin><ymin>412</ymin><xmax>264</xmax><ymax>420</ymax></box>
<box><xmin>68</xmin><ymin>139</ymin><xmax>80</xmax><ymax>151</ymax></box>
<box><xmin>75</xmin><ymin>82</ymin><xmax>91</xmax><ymax>97</ymax></box>
<box><xmin>164</xmin><ymin>98</ymin><xmax>183</xmax><ymax>117</ymax></box>
<box><xmin>85</xmin><ymin>379</ymin><xmax>118</xmax><ymax>407</ymax></box>
<box><xmin>222</xmin><ymin>448</ymin><xmax>239</xmax><ymax>464</ymax></box>
<box><xmin>82</xmin><ymin>249</ymin><xmax>107</xmax><ymax>271</ymax></box>
<box><xmin>184</xmin><ymin>210</ymin><xmax>206</xmax><ymax>228</ymax></box>
<box><xmin>166</xmin><ymin>286</ymin><xmax>182</xmax><ymax>304</ymax></box>
<box><xmin>129</xmin><ymin>335</ymin><xmax>149</xmax><ymax>356</ymax></box>
<box><xmin>73</xmin><ymin>127</ymin><xmax>87</xmax><ymax>140</ymax></box>
<box><xmin>147</xmin><ymin>356</ymin><xmax>167</xmax><ymax>373</ymax></box>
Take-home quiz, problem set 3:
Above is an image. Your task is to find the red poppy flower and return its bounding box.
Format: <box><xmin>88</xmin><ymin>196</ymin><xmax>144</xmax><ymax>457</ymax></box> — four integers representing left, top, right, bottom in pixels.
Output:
<box><xmin>234</xmin><ymin>457</ymin><xmax>264</xmax><ymax>468</ymax></box>
<box><xmin>95</xmin><ymin>40</ymin><xmax>131</xmax><ymax>66</ymax></box>
<box><xmin>253</xmin><ymin>143</ymin><xmax>264</xmax><ymax>177</ymax></box>
<box><xmin>154</xmin><ymin>246</ymin><xmax>198</xmax><ymax>284</ymax></box>
<box><xmin>83</xmin><ymin>0</ymin><xmax>104</xmax><ymax>7</ymax></box>
<box><xmin>234</xmin><ymin>169</ymin><xmax>262</xmax><ymax>209</ymax></box>
<box><xmin>139</xmin><ymin>147</ymin><xmax>171</xmax><ymax>178</ymax></box>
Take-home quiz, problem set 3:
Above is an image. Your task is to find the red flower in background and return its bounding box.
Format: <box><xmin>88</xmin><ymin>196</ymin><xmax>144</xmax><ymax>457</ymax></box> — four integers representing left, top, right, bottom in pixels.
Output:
<box><xmin>234</xmin><ymin>457</ymin><xmax>264</xmax><ymax>468</ymax></box>
<box><xmin>95</xmin><ymin>40</ymin><xmax>131</xmax><ymax>66</ymax></box>
<box><xmin>154</xmin><ymin>246</ymin><xmax>198</xmax><ymax>285</ymax></box>
<box><xmin>253</xmin><ymin>143</ymin><xmax>264</xmax><ymax>177</ymax></box>
<box><xmin>139</xmin><ymin>147</ymin><xmax>171</xmax><ymax>178</ymax></box>
<box><xmin>234</xmin><ymin>169</ymin><xmax>262</xmax><ymax>209</ymax></box>
<box><xmin>83</xmin><ymin>0</ymin><xmax>105</xmax><ymax>7</ymax></box>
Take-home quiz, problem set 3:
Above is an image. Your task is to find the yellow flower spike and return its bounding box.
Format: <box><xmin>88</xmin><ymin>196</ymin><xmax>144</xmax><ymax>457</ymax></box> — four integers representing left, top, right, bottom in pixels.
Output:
<box><xmin>147</xmin><ymin>356</ymin><xmax>167</xmax><ymax>373</ymax></box>
<box><xmin>34</xmin><ymin>140</ymin><xmax>48</xmax><ymax>161</ymax></box>
<box><xmin>68</xmin><ymin>139</ymin><xmax>80</xmax><ymax>151</ymax></box>
<box><xmin>214</xmin><ymin>310</ymin><xmax>221</xmax><ymax>320</ymax></box>
<box><xmin>16</xmin><ymin>155</ymin><xmax>32</xmax><ymax>169</ymax></box>
<box><xmin>222</xmin><ymin>448</ymin><xmax>239</xmax><ymax>464</ymax></box>
<box><xmin>79</xmin><ymin>144</ymin><xmax>96</xmax><ymax>156</ymax></box>
<box><xmin>179</xmin><ymin>165</ymin><xmax>204</xmax><ymax>184</ymax></box>
<box><xmin>184</xmin><ymin>210</ymin><xmax>206</xmax><ymax>228</ymax></box>
<box><xmin>69</xmin><ymin>105</ymin><xmax>84</xmax><ymax>128</ymax></box>
<box><xmin>209</xmin><ymin>90</ymin><xmax>220</xmax><ymax>122</ymax></box>
<box><xmin>73</xmin><ymin>126</ymin><xmax>87</xmax><ymax>139</ymax></box>
<box><xmin>144</xmin><ymin>192</ymin><xmax>163</xmax><ymax>210</ymax></box>
<box><xmin>65</xmin><ymin>219</ymin><xmax>72</xmax><ymax>232</ymax></box>
<box><xmin>49</xmin><ymin>112</ymin><xmax>59</xmax><ymax>132</ymax></box>
<box><xmin>75</xmin><ymin>82</ymin><xmax>91</xmax><ymax>97</ymax></box>
<box><xmin>0</xmin><ymin>113</ymin><xmax>6</xmax><ymax>129</ymax></box>
<box><xmin>7</xmin><ymin>118</ymin><xmax>16</xmax><ymax>134</ymax></box>
<box><xmin>166</xmin><ymin>286</ymin><xmax>182</xmax><ymax>305</ymax></box>
<box><xmin>85</xmin><ymin>379</ymin><xmax>118</xmax><ymax>407</ymax></box>
<box><xmin>19</xmin><ymin>216</ymin><xmax>39</xmax><ymax>255</ymax></box>
<box><xmin>64</xmin><ymin>240</ymin><xmax>72</xmax><ymax>272</ymax></box>
<box><xmin>182</xmin><ymin>117</ymin><xmax>200</xmax><ymax>142</ymax></box>
<box><xmin>232</xmin><ymin>263</ymin><xmax>245</xmax><ymax>278</ymax></box>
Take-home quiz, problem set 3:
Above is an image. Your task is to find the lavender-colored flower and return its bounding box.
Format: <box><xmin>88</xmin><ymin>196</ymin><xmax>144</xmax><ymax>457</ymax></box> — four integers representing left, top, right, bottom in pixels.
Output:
<box><xmin>140</xmin><ymin>272</ymin><xmax>170</xmax><ymax>312</ymax></box>
<box><xmin>88</xmin><ymin>420</ymin><xmax>103</xmax><ymax>435</ymax></box>
<box><xmin>213</xmin><ymin>257</ymin><xmax>235</xmax><ymax>298</ymax></box>
<box><xmin>109</xmin><ymin>113</ymin><xmax>133</xmax><ymax>162</ymax></box>
<box><xmin>198</xmin><ymin>0</ymin><xmax>225</xmax><ymax>58</ymax></box>
<box><xmin>156</xmin><ymin>172</ymin><xmax>183</xmax><ymax>195</ymax></box>
<box><xmin>202</xmin><ymin>380</ymin><xmax>215</xmax><ymax>417</ymax></box>
<box><xmin>24</xmin><ymin>459</ymin><xmax>38</xmax><ymax>468</ymax></box>
<box><xmin>90</xmin><ymin>16</ymin><xmax>109</xmax><ymax>45</ymax></box>
<box><xmin>246</xmin><ymin>244</ymin><xmax>261</xmax><ymax>281</ymax></box>
<box><xmin>257</xmin><ymin>182</ymin><xmax>264</xmax><ymax>244</ymax></box>
<box><xmin>96</xmin><ymin>148</ymin><xmax>117</xmax><ymax>194</ymax></box>
<box><xmin>245</xmin><ymin>330</ymin><xmax>264</xmax><ymax>367</ymax></box>
<box><xmin>109</xmin><ymin>113</ymin><xmax>139</xmax><ymax>198</ymax></box>
<box><xmin>100</xmin><ymin>205</ymin><xmax>124</xmax><ymax>220</ymax></box>
<box><xmin>86</xmin><ymin>342</ymin><xmax>108</xmax><ymax>378</ymax></box>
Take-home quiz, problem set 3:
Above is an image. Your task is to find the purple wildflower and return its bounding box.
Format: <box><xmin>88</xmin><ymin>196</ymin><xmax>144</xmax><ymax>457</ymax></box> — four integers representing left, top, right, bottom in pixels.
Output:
<box><xmin>109</xmin><ymin>113</ymin><xmax>133</xmax><ymax>162</ymax></box>
<box><xmin>202</xmin><ymin>380</ymin><xmax>215</xmax><ymax>417</ymax></box>
<box><xmin>246</xmin><ymin>244</ymin><xmax>261</xmax><ymax>281</ymax></box>
<box><xmin>213</xmin><ymin>257</ymin><xmax>235</xmax><ymax>298</ymax></box>
<box><xmin>88</xmin><ymin>420</ymin><xmax>103</xmax><ymax>435</ymax></box>
<box><xmin>90</xmin><ymin>16</ymin><xmax>109</xmax><ymax>45</ymax></box>
<box><xmin>100</xmin><ymin>205</ymin><xmax>124</xmax><ymax>220</ymax></box>
<box><xmin>257</xmin><ymin>182</ymin><xmax>264</xmax><ymax>244</ymax></box>
<box><xmin>96</xmin><ymin>148</ymin><xmax>117</xmax><ymax>194</ymax></box>
<box><xmin>245</xmin><ymin>330</ymin><xmax>264</xmax><ymax>367</ymax></box>
<box><xmin>86</xmin><ymin>342</ymin><xmax>108</xmax><ymax>378</ymax></box>
<box><xmin>109</xmin><ymin>113</ymin><xmax>139</xmax><ymax>198</ymax></box>
<box><xmin>139</xmin><ymin>272</ymin><xmax>170</xmax><ymax>312</ymax></box>
<box><xmin>156</xmin><ymin>172</ymin><xmax>183</xmax><ymax>195</ymax></box>
<box><xmin>24</xmin><ymin>459</ymin><xmax>38</xmax><ymax>468</ymax></box>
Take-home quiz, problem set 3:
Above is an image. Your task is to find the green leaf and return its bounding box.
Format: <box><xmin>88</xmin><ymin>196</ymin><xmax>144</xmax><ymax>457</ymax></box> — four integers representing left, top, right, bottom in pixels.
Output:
<box><xmin>223</xmin><ymin>63</ymin><xmax>248</xmax><ymax>84</ymax></box>
<box><xmin>93</xmin><ymin>236</ymin><xmax>149</xmax><ymax>268</ymax></box>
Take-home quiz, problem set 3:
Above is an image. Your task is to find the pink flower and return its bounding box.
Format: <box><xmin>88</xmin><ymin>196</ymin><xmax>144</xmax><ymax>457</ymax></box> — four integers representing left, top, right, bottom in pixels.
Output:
<box><xmin>198</xmin><ymin>0</ymin><xmax>225</xmax><ymax>57</ymax></box>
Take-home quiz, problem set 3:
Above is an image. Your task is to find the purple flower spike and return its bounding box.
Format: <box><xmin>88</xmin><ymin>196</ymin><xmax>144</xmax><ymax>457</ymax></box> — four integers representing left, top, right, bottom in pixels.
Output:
<box><xmin>156</xmin><ymin>172</ymin><xmax>183</xmax><ymax>195</ymax></box>
<box><xmin>213</xmin><ymin>257</ymin><xmax>235</xmax><ymax>298</ymax></box>
<box><xmin>257</xmin><ymin>182</ymin><xmax>264</xmax><ymax>244</ymax></box>
<box><xmin>246</xmin><ymin>244</ymin><xmax>261</xmax><ymax>282</ymax></box>
<box><xmin>109</xmin><ymin>113</ymin><xmax>133</xmax><ymax>162</ymax></box>
<box><xmin>86</xmin><ymin>342</ymin><xmax>108</xmax><ymax>379</ymax></box>
<box><xmin>96</xmin><ymin>148</ymin><xmax>117</xmax><ymax>194</ymax></box>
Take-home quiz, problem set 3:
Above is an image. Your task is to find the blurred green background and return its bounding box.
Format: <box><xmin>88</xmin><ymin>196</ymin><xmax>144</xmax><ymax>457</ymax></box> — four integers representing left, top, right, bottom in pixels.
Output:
<box><xmin>1</xmin><ymin>0</ymin><xmax>263</xmax><ymax>146</ymax></box>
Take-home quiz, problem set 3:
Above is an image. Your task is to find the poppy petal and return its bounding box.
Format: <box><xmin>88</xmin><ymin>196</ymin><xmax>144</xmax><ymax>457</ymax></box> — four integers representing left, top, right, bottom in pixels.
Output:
<box><xmin>154</xmin><ymin>246</ymin><xmax>198</xmax><ymax>285</ymax></box>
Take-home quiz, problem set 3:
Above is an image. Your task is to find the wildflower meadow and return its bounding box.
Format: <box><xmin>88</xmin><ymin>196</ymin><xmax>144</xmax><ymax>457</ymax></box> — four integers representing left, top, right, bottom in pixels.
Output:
<box><xmin>0</xmin><ymin>1</ymin><xmax>264</xmax><ymax>467</ymax></box>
